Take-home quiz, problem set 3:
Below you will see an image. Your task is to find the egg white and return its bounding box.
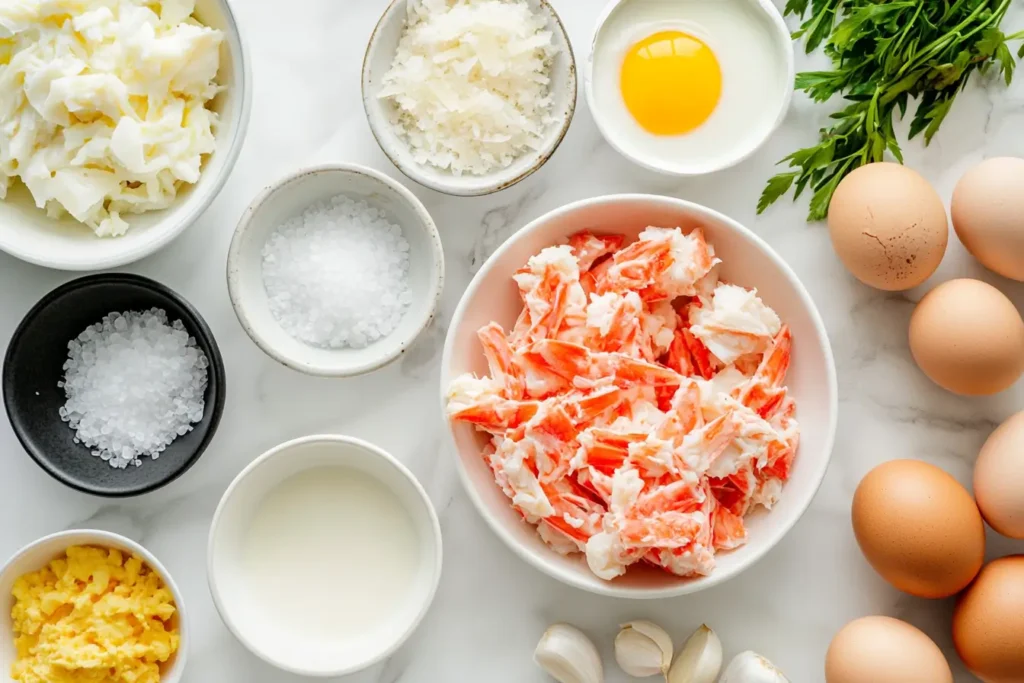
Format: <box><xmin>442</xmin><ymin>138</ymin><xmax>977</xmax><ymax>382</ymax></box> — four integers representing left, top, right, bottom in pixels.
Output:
<box><xmin>590</xmin><ymin>0</ymin><xmax>789</xmax><ymax>174</ymax></box>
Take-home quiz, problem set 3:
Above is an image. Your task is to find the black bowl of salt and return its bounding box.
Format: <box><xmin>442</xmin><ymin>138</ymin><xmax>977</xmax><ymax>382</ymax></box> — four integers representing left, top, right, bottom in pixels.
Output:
<box><xmin>2</xmin><ymin>273</ymin><xmax>226</xmax><ymax>497</ymax></box>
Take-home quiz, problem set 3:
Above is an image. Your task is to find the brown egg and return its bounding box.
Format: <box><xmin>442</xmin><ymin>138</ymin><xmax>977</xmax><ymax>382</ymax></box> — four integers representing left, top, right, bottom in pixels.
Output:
<box><xmin>974</xmin><ymin>412</ymin><xmax>1024</xmax><ymax>539</ymax></box>
<box><xmin>826</xmin><ymin>616</ymin><xmax>953</xmax><ymax>683</ymax></box>
<box><xmin>852</xmin><ymin>460</ymin><xmax>984</xmax><ymax>598</ymax></box>
<box><xmin>953</xmin><ymin>556</ymin><xmax>1024</xmax><ymax>683</ymax></box>
<box><xmin>828</xmin><ymin>162</ymin><xmax>948</xmax><ymax>291</ymax></box>
<box><xmin>908</xmin><ymin>279</ymin><xmax>1024</xmax><ymax>396</ymax></box>
<box><xmin>952</xmin><ymin>157</ymin><xmax>1024</xmax><ymax>281</ymax></box>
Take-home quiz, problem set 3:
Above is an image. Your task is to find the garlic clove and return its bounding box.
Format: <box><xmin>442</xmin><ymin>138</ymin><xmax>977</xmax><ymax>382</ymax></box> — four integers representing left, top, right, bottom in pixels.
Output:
<box><xmin>719</xmin><ymin>651</ymin><xmax>791</xmax><ymax>683</ymax></box>
<box><xmin>667</xmin><ymin>624</ymin><xmax>722</xmax><ymax>683</ymax></box>
<box><xmin>534</xmin><ymin>623</ymin><xmax>604</xmax><ymax>683</ymax></box>
<box><xmin>614</xmin><ymin>620</ymin><xmax>673</xmax><ymax>678</ymax></box>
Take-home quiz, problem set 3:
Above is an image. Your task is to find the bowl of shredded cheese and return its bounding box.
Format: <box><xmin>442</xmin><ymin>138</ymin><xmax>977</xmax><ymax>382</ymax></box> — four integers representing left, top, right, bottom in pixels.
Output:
<box><xmin>0</xmin><ymin>0</ymin><xmax>251</xmax><ymax>271</ymax></box>
<box><xmin>0</xmin><ymin>529</ymin><xmax>188</xmax><ymax>683</ymax></box>
<box><xmin>362</xmin><ymin>0</ymin><xmax>577</xmax><ymax>196</ymax></box>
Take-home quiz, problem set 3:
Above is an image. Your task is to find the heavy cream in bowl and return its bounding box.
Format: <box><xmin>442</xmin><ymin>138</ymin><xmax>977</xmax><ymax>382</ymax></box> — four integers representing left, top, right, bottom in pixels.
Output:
<box><xmin>208</xmin><ymin>435</ymin><xmax>442</xmax><ymax>676</ymax></box>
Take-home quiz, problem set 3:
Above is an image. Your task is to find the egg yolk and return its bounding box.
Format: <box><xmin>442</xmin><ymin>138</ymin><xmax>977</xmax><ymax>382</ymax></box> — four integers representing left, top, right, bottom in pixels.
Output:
<box><xmin>620</xmin><ymin>30</ymin><xmax>722</xmax><ymax>136</ymax></box>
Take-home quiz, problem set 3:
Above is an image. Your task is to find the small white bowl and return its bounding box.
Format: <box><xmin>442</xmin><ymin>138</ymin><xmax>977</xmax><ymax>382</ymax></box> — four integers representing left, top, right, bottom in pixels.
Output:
<box><xmin>208</xmin><ymin>435</ymin><xmax>442</xmax><ymax>678</ymax></box>
<box><xmin>0</xmin><ymin>529</ymin><xmax>188</xmax><ymax>682</ymax></box>
<box><xmin>0</xmin><ymin>0</ymin><xmax>252</xmax><ymax>271</ymax></box>
<box><xmin>361</xmin><ymin>0</ymin><xmax>577</xmax><ymax>196</ymax></box>
<box><xmin>585</xmin><ymin>0</ymin><xmax>794</xmax><ymax>177</ymax></box>
<box><xmin>441</xmin><ymin>194</ymin><xmax>837</xmax><ymax>598</ymax></box>
<box><xmin>227</xmin><ymin>163</ymin><xmax>444</xmax><ymax>377</ymax></box>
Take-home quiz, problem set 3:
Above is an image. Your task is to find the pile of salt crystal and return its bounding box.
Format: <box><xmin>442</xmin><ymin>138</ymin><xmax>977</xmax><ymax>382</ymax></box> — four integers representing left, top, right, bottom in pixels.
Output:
<box><xmin>58</xmin><ymin>308</ymin><xmax>209</xmax><ymax>469</ymax></box>
<box><xmin>261</xmin><ymin>194</ymin><xmax>413</xmax><ymax>349</ymax></box>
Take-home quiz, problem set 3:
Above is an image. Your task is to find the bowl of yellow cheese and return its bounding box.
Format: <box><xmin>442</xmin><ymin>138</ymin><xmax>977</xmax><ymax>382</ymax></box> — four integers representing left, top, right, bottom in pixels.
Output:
<box><xmin>0</xmin><ymin>530</ymin><xmax>186</xmax><ymax>683</ymax></box>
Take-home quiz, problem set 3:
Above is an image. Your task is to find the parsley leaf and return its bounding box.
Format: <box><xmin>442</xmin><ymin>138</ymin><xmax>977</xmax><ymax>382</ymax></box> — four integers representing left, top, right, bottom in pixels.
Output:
<box><xmin>760</xmin><ymin>0</ymin><xmax>1023</xmax><ymax>221</ymax></box>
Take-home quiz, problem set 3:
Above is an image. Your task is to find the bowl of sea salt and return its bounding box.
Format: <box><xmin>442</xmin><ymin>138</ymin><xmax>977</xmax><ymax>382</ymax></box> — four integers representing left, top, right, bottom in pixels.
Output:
<box><xmin>2</xmin><ymin>274</ymin><xmax>226</xmax><ymax>497</ymax></box>
<box><xmin>228</xmin><ymin>163</ymin><xmax>444</xmax><ymax>376</ymax></box>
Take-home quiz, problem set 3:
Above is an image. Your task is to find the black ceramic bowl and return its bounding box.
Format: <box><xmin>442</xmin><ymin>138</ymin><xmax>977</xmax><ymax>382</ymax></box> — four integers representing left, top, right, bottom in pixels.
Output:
<box><xmin>2</xmin><ymin>274</ymin><xmax>226</xmax><ymax>497</ymax></box>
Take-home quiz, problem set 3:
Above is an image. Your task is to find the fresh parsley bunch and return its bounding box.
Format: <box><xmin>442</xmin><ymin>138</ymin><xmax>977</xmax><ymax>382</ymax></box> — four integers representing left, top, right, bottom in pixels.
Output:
<box><xmin>759</xmin><ymin>0</ymin><xmax>1024</xmax><ymax>221</ymax></box>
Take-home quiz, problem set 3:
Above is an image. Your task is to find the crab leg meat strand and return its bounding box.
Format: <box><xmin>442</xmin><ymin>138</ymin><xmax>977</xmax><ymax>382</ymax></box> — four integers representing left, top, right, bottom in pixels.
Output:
<box><xmin>564</xmin><ymin>386</ymin><xmax>627</xmax><ymax>426</ymax></box>
<box><xmin>568</xmin><ymin>231</ymin><xmax>625</xmax><ymax>271</ymax></box>
<box><xmin>585</xmin><ymin>291</ymin><xmax>643</xmax><ymax>354</ymax></box>
<box><xmin>541</xmin><ymin>479</ymin><xmax>604</xmax><ymax>543</ymax></box>
<box><xmin>513</xmin><ymin>246</ymin><xmax>588</xmax><ymax>345</ymax></box>
<box><xmin>522</xmin><ymin>339</ymin><xmax>684</xmax><ymax>390</ymax></box>
<box><xmin>664</xmin><ymin>324</ymin><xmax>697</xmax><ymax>376</ymax></box>
<box><xmin>682</xmin><ymin>328</ymin><xmax>717</xmax><ymax>379</ymax></box>
<box><xmin>678</xmin><ymin>411</ymin><xmax>741</xmax><ymax>473</ymax></box>
<box><xmin>575</xmin><ymin>428</ymin><xmax>645</xmax><ymax>474</ymax></box>
<box><xmin>712</xmin><ymin>504</ymin><xmax>748</xmax><ymax>550</ymax></box>
<box><xmin>599</xmin><ymin>237</ymin><xmax>673</xmax><ymax>297</ymax></box>
<box><xmin>450</xmin><ymin>396</ymin><xmax>540</xmax><ymax>433</ymax></box>
<box><xmin>737</xmin><ymin>325</ymin><xmax>792</xmax><ymax>417</ymax></box>
<box><xmin>477</xmin><ymin>322</ymin><xmax>526</xmax><ymax>399</ymax></box>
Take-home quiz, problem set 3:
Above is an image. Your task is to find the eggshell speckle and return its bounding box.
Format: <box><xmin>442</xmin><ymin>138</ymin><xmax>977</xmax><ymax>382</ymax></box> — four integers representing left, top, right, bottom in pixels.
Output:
<box><xmin>953</xmin><ymin>556</ymin><xmax>1024</xmax><ymax>683</ymax></box>
<box><xmin>828</xmin><ymin>162</ymin><xmax>948</xmax><ymax>291</ymax></box>
<box><xmin>852</xmin><ymin>459</ymin><xmax>984</xmax><ymax>598</ymax></box>
<box><xmin>974</xmin><ymin>412</ymin><xmax>1024</xmax><ymax>539</ymax></box>
<box><xmin>952</xmin><ymin>157</ymin><xmax>1024</xmax><ymax>281</ymax></box>
<box><xmin>825</xmin><ymin>616</ymin><xmax>952</xmax><ymax>683</ymax></box>
<box><xmin>909</xmin><ymin>279</ymin><xmax>1024</xmax><ymax>396</ymax></box>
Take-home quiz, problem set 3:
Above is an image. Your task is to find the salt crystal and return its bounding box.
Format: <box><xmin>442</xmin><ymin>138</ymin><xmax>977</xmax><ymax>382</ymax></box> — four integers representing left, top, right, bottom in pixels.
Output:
<box><xmin>59</xmin><ymin>308</ymin><xmax>209</xmax><ymax>470</ymax></box>
<box><xmin>261</xmin><ymin>195</ymin><xmax>413</xmax><ymax>349</ymax></box>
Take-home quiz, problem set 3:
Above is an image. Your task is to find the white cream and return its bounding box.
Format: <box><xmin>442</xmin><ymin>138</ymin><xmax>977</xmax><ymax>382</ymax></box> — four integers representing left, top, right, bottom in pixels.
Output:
<box><xmin>240</xmin><ymin>466</ymin><xmax>420</xmax><ymax>643</ymax></box>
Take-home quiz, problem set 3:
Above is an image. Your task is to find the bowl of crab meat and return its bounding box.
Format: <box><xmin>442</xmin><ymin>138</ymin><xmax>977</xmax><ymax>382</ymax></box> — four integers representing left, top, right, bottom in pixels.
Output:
<box><xmin>440</xmin><ymin>194</ymin><xmax>837</xmax><ymax>598</ymax></box>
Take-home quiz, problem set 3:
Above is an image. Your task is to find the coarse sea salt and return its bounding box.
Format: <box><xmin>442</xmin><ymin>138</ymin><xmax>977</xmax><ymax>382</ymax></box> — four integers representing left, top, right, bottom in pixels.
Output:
<box><xmin>59</xmin><ymin>308</ymin><xmax>209</xmax><ymax>469</ymax></box>
<box><xmin>261</xmin><ymin>194</ymin><xmax>413</xmax><ymax>349</ymax></box>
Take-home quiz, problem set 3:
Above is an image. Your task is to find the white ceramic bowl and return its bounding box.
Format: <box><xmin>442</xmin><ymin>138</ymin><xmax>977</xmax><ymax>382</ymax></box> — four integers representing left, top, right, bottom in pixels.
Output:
<box><xmin>0</xmin><ymin>0</ymin><xmax>251</xmax><ymax>271</ymax></box>
<box><xmin>227</xmin><ymin>163</ymin><xmax>444</xmax><ymax>376</ymax></box>
<box><xmin>208</xmin><ymin>435</ymin><xmax>442</xmax><ymax>677</ymax></box>
<box><xmin>362</xmin><ymin>0</ymin><xmax>577</xmax><ymax>196</ymax></box>
<box><xmin>441</xmin><ymin>194</ymin><xmax>837</xmax><ymax>598</ymax></box>
<box><xmin>584</xmin><ymin>0</ymin><xmax>794</xmax><ymax>176</ymax></box>
<box><xmin>0</xmin><ymin>529</ymin><xmax>188</xmax><ymax>682</ymax></box>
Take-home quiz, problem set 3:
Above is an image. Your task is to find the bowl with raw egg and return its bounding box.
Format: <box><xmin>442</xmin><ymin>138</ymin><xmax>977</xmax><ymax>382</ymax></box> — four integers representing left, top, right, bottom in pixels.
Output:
<box><xmin>0</xmin><ymin>0</ymin><xmax>252</xmax><ymax>271</ymax></box>
<box><xmin>585</xmin><ymin>0</ymin><xmax>794</xmax><ymax>176</ymax></box>
<box><xmin>441</xmin><ymin>193</ymin><xmax>838</xmax><ymax>598</ymax></box>
<box><xmin>0</xmin><ymin>529</ymin><xmax>188</xmax><ymax>682</ymax></box>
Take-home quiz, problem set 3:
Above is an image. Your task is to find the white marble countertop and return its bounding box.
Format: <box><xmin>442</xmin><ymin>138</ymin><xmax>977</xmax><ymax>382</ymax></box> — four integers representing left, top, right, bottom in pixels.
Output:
<box><xmin>1</xmin><ymin>1</ymin><xmax>1022</xmax><ymax>681</ymax></box>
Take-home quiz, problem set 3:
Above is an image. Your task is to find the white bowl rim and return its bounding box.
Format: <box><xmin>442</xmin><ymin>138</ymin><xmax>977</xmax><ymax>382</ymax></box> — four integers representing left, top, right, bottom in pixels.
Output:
<box><xmin>0</xmin><ymin>528</ymin><xmax>190</xmax><ymax>681</ymax></box>
<box><xmin>583</xmin><ymin>0</ymin><xmax>796</xmax><ymax>178</ymax></box>
<box><xmin>360</xmin><ymin>0</ymin><xmax>578</xmax><ymax>197</ymax></box>
<box><xmin>206</xmin><ymin>433</ymin><xmax>444</xmax><ymax>677</ymax></box>
<box><xmin>440</xmin><ymin>193</ymin><xmax>838</xmax><ymax>598</ymax></box>
<box><xmin>0</xmin><ymin>0</ymin><xmax>253</xmax><ymax>272</ymax></box>
<box><xmin>226</xmin><ymin>162</ymin><xmax>445</xmax><ymax>377</ymax></box>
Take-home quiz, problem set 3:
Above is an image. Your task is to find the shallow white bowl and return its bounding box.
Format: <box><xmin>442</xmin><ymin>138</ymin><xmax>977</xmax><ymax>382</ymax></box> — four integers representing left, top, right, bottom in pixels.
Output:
<box><xmin>0</xmin><ymin>0</ymin><xmax>252</xmax><ymax>271</ymax></box>
<box><xmin>227</xmin><ymin>163</ymin><xmax>444</xmax><ymax>376</ymax></box>
<box><xmin>208</xmin><ymin>435</ymin><xmax>442</xmax><ymax>678</ymax></box>
<box><xmin>362</xmin><ymin>0</ymin><xmax>577</xmax><ymax>196</ymax></box>
<box><xmin>0</xmin><ymin>529</ymin><xmax>188</xmax><ymax>682</ymax></box>
<box><xmin>441</xmin><ymin>194</ymin><xmax>837</xmax><ymax>598</ymax></box>
<box><xmin>584</xmin><ymin>0</ymin><xmax>794</xmax><ymax>177</ymax></box>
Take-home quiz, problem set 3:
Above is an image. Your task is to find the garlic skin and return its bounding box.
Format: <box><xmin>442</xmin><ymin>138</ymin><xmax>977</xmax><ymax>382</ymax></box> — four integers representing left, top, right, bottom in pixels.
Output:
<box><xmin>534</xmin><ymin>623</ymin><xmax>605</xmax><ymax>683</ymax></box>
<box><xmin>614</xmin><ymin>620</ymin><xmax>674</xmax><ymax>678</ymax></box>
<box><xmin>719</xmin><ymin>651</ymin><xmax>791</xmax><ymax>683</ymax></box>
<box><xmin>668</xmin><ymin>624</ymin><xmax>722</xmax><ymax>683</ymax></box>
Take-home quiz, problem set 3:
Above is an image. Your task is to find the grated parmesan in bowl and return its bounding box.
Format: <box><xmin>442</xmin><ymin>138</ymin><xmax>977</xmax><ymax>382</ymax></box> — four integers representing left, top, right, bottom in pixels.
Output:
<box><xmin>362</xmin><ymin>0</ymin><xmax>576</xmax><ymax>196</ymax></box>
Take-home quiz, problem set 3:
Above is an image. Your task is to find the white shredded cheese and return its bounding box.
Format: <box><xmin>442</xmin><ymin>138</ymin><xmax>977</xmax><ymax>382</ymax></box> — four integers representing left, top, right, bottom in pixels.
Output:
<box><xmin>0</xmin><ymin>0</ymin><xmax>222</xmax><ymax>236</ymax></box>
<box><xmin>377</xmin><ymin>0</ymin><xmax>557</xmax><ymax>175</ymax></box>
